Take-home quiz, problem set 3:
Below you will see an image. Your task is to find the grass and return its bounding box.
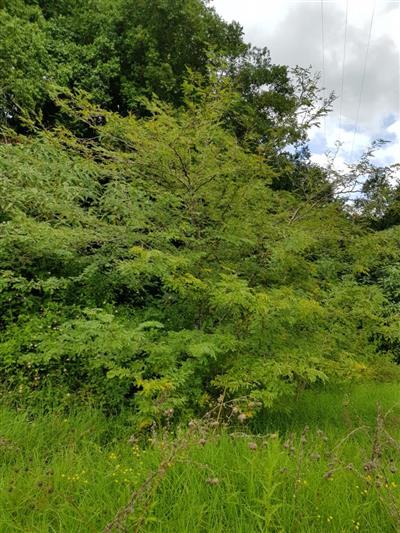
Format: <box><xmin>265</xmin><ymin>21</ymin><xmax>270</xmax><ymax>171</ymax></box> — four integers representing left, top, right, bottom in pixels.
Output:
<box><xmin>1</xmin><ymin>383</ymin><xmax>400</xmax><ymax>532</ymax></box>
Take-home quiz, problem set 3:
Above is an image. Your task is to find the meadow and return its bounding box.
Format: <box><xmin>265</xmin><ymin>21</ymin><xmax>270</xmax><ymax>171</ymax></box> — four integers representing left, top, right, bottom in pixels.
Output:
<box><xmin>1</xmin><ymin>383</ymin><xmax>400</xmax><ymax>532</ymax></box>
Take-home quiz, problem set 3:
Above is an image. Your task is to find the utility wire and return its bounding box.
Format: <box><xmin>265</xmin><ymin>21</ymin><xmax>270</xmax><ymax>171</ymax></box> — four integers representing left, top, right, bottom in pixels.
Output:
<box><xmin>320</xmin><ymin>0</ymin><xmax>326</xmax><ymax>140</ymax></box>
<box><xmin>338</xmin><ymin>0</ymin><xmax>349</xmax><ymax>134</ymax></box>
<box><xmin>350</xmin><ymin>0</ymin><xmax>376</xmax><ymax>162</ymax></box>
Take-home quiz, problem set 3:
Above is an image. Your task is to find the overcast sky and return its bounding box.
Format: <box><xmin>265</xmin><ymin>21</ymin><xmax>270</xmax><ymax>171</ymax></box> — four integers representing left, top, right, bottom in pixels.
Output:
<box><xmin>212</xmin><ymin>0</ymin><xmax>400</xmax><ymax>171</ymax></box>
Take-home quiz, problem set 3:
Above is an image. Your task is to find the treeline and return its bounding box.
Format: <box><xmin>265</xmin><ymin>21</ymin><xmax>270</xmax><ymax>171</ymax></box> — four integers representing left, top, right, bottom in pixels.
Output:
<box><xmin>0</xmin><ymin>0</ymin><xmax>399</xmax><ymax>424</ymax></box>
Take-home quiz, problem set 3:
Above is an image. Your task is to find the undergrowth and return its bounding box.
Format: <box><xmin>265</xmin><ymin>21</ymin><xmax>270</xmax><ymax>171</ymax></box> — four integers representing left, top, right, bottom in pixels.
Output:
<box><xmin>1</xmin><ymin>383</ymin><xmax>400</xmax><ymax>532</ymax></box>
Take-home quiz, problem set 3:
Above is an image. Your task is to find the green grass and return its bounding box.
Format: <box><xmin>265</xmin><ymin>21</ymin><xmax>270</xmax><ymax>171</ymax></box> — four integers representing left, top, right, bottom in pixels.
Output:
<box><xmin>1</xmin><ymin>383</ymin><xmax>400</xmax><ymax>532</ymax></box>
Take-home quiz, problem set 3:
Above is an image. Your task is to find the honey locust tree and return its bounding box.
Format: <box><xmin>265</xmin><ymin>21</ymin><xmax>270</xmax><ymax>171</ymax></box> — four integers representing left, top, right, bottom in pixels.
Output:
<box><xmin>0</xmin><ymin>78</ymin><xmax>398</xmax><ymax>424</ymax></box>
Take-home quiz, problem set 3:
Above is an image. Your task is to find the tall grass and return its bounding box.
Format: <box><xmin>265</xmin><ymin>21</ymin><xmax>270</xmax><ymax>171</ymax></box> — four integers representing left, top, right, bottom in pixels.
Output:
<box><xmin>1</xmin><ymin>383</ymin><xmax>400</xmax><ymax>532</ymax></box>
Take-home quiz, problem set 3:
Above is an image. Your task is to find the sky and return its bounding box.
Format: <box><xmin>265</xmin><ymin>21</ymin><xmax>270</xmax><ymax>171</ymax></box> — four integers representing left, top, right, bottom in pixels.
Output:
<box><xmin>212</xmin><ymin>0</ymin><xmax>400</xmax><ymax>173</ymax></box>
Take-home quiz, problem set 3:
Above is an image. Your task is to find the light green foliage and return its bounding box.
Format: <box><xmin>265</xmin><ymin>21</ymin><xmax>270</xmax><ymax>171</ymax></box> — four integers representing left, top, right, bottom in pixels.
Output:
<box><xmin>0</xmin><ymin>80</ymin><xmax>398</xmax><ymax>420</ymax></box>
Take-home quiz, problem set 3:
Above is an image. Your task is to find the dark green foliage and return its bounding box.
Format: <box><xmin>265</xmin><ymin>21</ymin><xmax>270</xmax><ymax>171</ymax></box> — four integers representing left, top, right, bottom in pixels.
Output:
<box><xmin>0</xmin><ymin>0</ymin><xmax>245</xmax><ymax>126</ymax></box>
<box><xmin>0</xmin><ymin>0</ymin><xmax>331</xmax><ymax>159</ymax></box>
<box><xmin>0</xmin><ymin>7</ymin><xmax>51</xmax><ymax>125</ymax></box>
<box><xmin>355</xmin><ymin>165</ymin><xmax>400</xmax><ymax>230</ymax></box>
<box><xmin>226</xmin><ymin>51</ymin><xmax>334</xmax><ymax>150</ymax></box>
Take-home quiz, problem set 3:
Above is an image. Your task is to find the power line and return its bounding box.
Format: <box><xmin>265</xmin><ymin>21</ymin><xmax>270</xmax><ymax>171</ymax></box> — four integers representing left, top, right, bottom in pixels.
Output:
<box><xmin>350</xmin><ymin>0</ymin><xmax>376</xmax><ymax>162</ymax></box>
<box><xmin>338</xmin><ymin>0</ymin><xmax>349</xmax><ymax>133</ymax></box>
<box><xmin>320</xmin><ymin>0</ymin><xmax>326</xmax><ymax>139</ymax></box>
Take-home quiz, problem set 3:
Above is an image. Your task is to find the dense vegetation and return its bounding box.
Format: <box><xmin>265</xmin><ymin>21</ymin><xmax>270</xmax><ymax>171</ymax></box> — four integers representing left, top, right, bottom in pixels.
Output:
<box><xmin>1</xmin><ymin>0</ymin><xmax>400</xmax><ymax>427</ymax></box>
<box><xmin>1</xmin><ymin>1</ymin><xmax>400</xmax><ymax>531</ymax></box>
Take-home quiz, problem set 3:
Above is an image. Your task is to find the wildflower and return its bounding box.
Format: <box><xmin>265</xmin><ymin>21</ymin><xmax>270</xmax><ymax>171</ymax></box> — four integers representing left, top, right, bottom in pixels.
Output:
<box><xmin>248</xmin><ymin>442</ymin><xmax>257</xmax><ymax>451</ymax></box>
<box><xmin>206</xmin><ymin>477</ymin><xmax>220</xmax><ymax>486</ymax></box>
<box><xmin>131</xmin><ymin>445</ymin><xmax>140</xmax><ymax>457</ymax></box>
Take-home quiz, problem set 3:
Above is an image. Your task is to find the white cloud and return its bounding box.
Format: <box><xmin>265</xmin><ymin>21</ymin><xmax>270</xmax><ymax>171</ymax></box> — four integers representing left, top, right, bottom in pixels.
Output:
<box><xmin>310</xmin><ymin>118</ymin><xmax>400</xmax><ymax>185</ymax></box>
<box><xmin>212</xmin><ymin>0</ymin><xmax>400</xmax><ymax>167</ymax></box>
<box><xmin>374</xmin><ymin>120</ymin><xmax>400</xmax><ymax>182</ymax></box>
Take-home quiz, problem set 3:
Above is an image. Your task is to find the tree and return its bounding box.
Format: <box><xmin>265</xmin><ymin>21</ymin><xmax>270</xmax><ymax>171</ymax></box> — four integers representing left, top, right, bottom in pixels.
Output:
<box><xmin>0</xmin><ymin>0</ymin><xmax>246</xmax><ymax>127</ymax></box>
<box><xmin>1</xmin><ymin>81</ymin><xmax>397</xmax><ymax>420</ymax></box>
<box><xmin>0</xmin><ymin>8</ymin><xmax>51</xmax><ymax>126</ymax></box>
